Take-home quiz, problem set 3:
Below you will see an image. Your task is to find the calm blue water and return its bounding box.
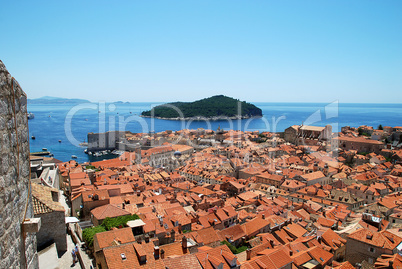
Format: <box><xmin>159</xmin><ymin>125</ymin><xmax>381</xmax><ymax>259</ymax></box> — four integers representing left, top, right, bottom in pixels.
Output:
<box><xmin>27</xmin><ymin>102</ymin><xmax>402</xmax><ymax>163</ymax></box>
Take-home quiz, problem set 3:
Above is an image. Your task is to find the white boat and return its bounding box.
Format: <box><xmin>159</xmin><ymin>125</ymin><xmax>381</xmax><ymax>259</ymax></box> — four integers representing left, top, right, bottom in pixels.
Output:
<box><xmin>71</xmin><ymin>155</ymin><xmax>77</xmax><ymax>159</ymax></box>
<box><xmin>42</xmin><ymin>148</ymin><xmax>47</xmax><ymax>151</ymax></box>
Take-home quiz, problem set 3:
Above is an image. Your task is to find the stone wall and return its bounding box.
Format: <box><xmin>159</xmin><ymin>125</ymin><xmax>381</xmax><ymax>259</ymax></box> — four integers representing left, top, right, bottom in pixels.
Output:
<box><xmin>345</xmin><ymin>237</ymin><xmax>393</xmax><ymax>265</ymax></box>
<box><xmin>0</xmin><ymin>60</ymin><xmax>38</xmax><ymax>268</ymax></box>
<box><xmin>36</xmin><ymin>211</ymin><xmax>67</xmax><ymax>254</ymax></box>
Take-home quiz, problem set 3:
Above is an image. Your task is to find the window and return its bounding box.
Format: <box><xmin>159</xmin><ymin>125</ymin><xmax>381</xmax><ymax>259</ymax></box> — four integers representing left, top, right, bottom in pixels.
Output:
<box><xmin>369</xmin><ymin>247</ymin><xmax>375</xmax><ymax>253</ymax></box>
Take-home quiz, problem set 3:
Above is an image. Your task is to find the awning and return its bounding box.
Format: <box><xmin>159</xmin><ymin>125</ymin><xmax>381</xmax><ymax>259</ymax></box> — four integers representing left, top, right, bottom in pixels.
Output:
<box><xmin>65</xmin><ymin>217</ymin><xmax>80</xmax><ymax>224</ymax></box>
<box><xmin>126</xmin><ymin>219</ymin><xmax>146</xmax><ymax>228</ymax></box>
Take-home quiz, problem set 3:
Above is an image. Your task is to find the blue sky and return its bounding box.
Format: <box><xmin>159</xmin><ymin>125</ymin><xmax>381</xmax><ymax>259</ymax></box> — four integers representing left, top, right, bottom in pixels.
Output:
<box><xmin>1</xmin><ymin>1</ymin><xmax>401</xmax><ymax>103</ymax></box>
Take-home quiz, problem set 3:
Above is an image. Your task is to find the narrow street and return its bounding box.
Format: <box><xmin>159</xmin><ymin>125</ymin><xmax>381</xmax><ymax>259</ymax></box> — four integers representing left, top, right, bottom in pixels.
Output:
<box><xmin>38</xmin><ymin>190</ymin><xmax>95</xmax><ymax>269</ymax></box>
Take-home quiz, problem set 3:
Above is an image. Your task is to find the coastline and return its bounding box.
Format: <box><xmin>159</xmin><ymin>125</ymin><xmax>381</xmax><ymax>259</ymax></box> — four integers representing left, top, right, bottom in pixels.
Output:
<box><xmin>140</xmin><ymin>115</ymin><xmax>263</xmax><ymax>121</ymax></box>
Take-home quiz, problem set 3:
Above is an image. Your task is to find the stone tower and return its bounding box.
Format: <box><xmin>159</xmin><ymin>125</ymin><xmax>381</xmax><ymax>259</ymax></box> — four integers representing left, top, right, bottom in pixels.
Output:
<box><xmin>0</xmin><ymin>60</ymin><xmax>39</xmax><ymax>268</ymax></box>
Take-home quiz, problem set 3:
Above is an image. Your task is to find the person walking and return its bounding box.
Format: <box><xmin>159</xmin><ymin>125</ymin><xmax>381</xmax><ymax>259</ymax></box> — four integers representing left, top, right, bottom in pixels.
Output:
<box><xmin>74</xmin><ymin>244</ymin><xmax>79</xmax><ymax>263</ymax></box>
<box><xmin>72</xmin><ymin>249</ymin><xmax>76</xmax><ymax>266</ymax></box>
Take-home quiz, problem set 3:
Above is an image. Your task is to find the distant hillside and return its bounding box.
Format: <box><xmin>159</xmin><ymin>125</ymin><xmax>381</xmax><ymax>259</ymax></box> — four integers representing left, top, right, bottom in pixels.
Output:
<box><xmin>28</xmin><ymin>96</ymin><xmax>90</xmax><ymax>104</ymax></box>
<box><xmin>141</xmin><ymin>95</ymin><xmax>262</xmax><ymax>119</ymax></box>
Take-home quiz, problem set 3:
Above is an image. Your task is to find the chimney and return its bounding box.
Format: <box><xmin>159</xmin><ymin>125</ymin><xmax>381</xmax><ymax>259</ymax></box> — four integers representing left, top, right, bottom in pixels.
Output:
<box><xmin>160</xmin><ymin>249</ymin><xmax>165</xmax><ymax>259</ymax></box>
<box><xmin>182</xmin><ymin>236</ymin><xmax>188</xmax><ymax>253</ymax></box>
<box><xmin>122</xmin><ymin>203</ymin><xmax>125</xmax><ymax>209</ymax></box>
<box><xmin>262</xmin><ymin>214</ymin><xmax>265</xmax><ymax>219</ymax></box>
<box><xmin>154</xmin><ymin>246</ymin><xmax>160</xmax><ymax>259</ymax></box>
<box><xmin>171</xmin><ymin>229</ymin><xmax>176</xmax><ymax>243</ymax></box>
<box><xmin>317</xmin><ymin>236</ymin><xmax>322</xmax><ymax>243</ymax></box>
<box><xmin>289</xmin><ymin>250</ymin><xmax>293</xmax><ymax>256</ymax></box>
<box><xmin>178</xmin><ymin>223</ymin><xmax>182</xmax><ymax>233</ymax></box>
<box><xmin>246</xmin><ymin>249</ymin><xmax>251</xmax><ymax>261</ymax></box>
<box><xmin>269</xmin><ymin>239</ymin><xmax>274</xmax><ymax>247</ymax></box>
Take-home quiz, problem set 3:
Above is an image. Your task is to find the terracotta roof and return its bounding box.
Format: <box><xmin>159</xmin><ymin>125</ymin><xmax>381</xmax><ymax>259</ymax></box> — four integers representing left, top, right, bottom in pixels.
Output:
<box><xmin>159</xmin><ymin>241</ymin><xmax>189</xmax><ymax>258</ymax></box>
<box><xmin>241</xmin><ymin>217</ymin><xmax>269</xmax><ymax>236</ymax></box>
<box><xmin>307</xmin><ymin>246</ymin><xmax>333</xmax><ymax>266</ymax></box>
<box><xmin>195</xmin><ymin>244</ymin><xmax>239</xmax><ymax>269</ymax></box>
<box><xmin>103</xmin><ymin>241</ymin><xmax>165</xmax><ymax>269</ymax></box>
<box><xmin>94</xmin><ymin>227</ymin><xmax>135</xmax><ymax>252</ymax></box>
<box><xmin>283</xmin><ymin>223</ymin><xmax>308</xmax><ymax>238</ymax></box>
<box><xmin>243</xmin><ymin>248</ymin><xmax>292</xmax><ymax>269</ymax></box>
<box><xmin>91</xmin><ymin>204</ymin><xmax>131</xmax><ymax>221</ymax></box>
<box><xmin>196</xmin><ymin>227</ymin><xmax>221</xmax><ymax>246</ymax></box>
<box><xmin>301</xmin><ymin>171</ymin><xmax>325</xmax><ymax>181</ymax></box>
<box><xmin>375</xmin><ymin>253</ymin><xmax>402</xmax><ymax>269</ymax></box>
<box><xmin>162</xmin><ymin>254</ymin><xmax>202</xmax><ymax>269</ymax></box>
<box><xmin>218</xmin><ymin>224</ymin><xmax>246</xmax><ymax>242</ymax></box>
<box><xmin>82</xmin><ymin>189</ymin><xmax>110</xmax><ymax>203</ymax></box>
<box><xmin>348</xmin><ymin>228</ymin><xmax>402</xmax><ymax>250</ymax></box>
<box><xmin>31</xmin><ymin>183</ymin><xmax>64</xmax><ymax>214</ymax></box>
<box><xmin>321</xmin><ymin>229</ymin><xmax>345</xmax><ymax>251</ymax></box>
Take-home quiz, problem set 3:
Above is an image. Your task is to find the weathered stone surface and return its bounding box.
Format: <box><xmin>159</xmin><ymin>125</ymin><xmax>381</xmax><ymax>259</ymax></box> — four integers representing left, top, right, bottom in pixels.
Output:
<box><xmin>0</xmin><ymin>60</ymin><xmax>38</xmax><ymax>268</ymax></box>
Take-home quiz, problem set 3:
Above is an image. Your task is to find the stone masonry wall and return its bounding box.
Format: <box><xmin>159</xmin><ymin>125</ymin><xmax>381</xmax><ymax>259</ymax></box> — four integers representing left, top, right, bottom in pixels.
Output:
<box><xmin>0</xmin><ymin>60</ymin><xmax>38</xmax><ymax>268</ymax></box>
<box><xmin>36</xmin><ymin>211</ymin><xmax>67</xmax><ymax>254</ymax></box>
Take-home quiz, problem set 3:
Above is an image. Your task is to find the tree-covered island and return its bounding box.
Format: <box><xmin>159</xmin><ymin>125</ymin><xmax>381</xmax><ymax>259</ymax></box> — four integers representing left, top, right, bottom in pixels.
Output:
<box><xmin>141</xmin><ymin>95</ymin><xmax>262</xmax><ymax>120</ymax></box>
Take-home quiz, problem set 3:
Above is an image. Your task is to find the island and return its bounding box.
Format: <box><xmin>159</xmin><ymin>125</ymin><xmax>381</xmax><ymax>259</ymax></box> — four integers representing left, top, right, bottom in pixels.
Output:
<box><xmin>141</xmin><ymin>95</ymin><xmax>262</xmax><ymax>120</ymax></box>
<box><xmin>27</xmin><ymin>96</ymin><xmax>90</xmax><ymax>104</ymax></box>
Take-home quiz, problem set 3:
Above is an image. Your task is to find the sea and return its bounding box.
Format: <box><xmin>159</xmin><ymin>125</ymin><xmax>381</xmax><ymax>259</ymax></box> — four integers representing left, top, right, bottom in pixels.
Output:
<box><xmin>27</xmin><ymin>102</ymin><xmax>402</xmax><ymax>163</ymax></box>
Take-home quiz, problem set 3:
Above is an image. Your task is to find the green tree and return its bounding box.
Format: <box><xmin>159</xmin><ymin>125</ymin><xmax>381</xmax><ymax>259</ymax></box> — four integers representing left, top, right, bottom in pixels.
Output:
<box><xmin>82</xmin><ymin>225</ymin><xmax>106</xmax><ymax>247</ymax></box>
<box><xmin>220</xmin><ymin>241</ymin><xmax>248</xmax><ymax>254</ymax></box>
<box><xmin>141</xmin><ymin>95</ymin><xmax>262</xmax><ymax>119</ymax></box>
<box><xmin>102</xmin><ymin>214</ymin><xmax>140</xmax><ymax>231</ymax></box>
<box><xmin>378</xmin><ymin>124</ymin><xmax>383</xmax><ymax>130</ymax></box>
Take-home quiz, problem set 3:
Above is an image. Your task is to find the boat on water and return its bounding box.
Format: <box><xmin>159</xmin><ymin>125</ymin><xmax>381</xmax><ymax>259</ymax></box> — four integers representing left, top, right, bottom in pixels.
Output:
<box><xmin>31</xmin><ymin>151</ymin><xmax>50</xmax><ymax>156</ymax></box>
<box><xmin>31</xmin><ymin>135</ymin><xmax>35</xmax><ymax>140</ymax></box>
<box><xmin>112</xmin><ymin>150</ymin><xmax>124</xmax><ymax>155</ymax></box>
<box><xmin>71</xmin><ymin>155</ymin><xmax>77</xmax><ymax>159</ymax></box>
<box><xmin>42</xmin><ymin>148</ymin><xmax>47</xmax><ymax>151</ymax></box>
<box><xmin>27</xmin><ymin>112</ymin><xmax>34</xmax><ymax>120</ymax></box>
<box><xmin>79</xmin><ymin>139</ymin><xmax>88</xmax><ymax>147</ymax></box>
<box><xmin>58</xmin><ymin>140</ymin><xmax>61</xmax><ymax>143</ymax></box>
